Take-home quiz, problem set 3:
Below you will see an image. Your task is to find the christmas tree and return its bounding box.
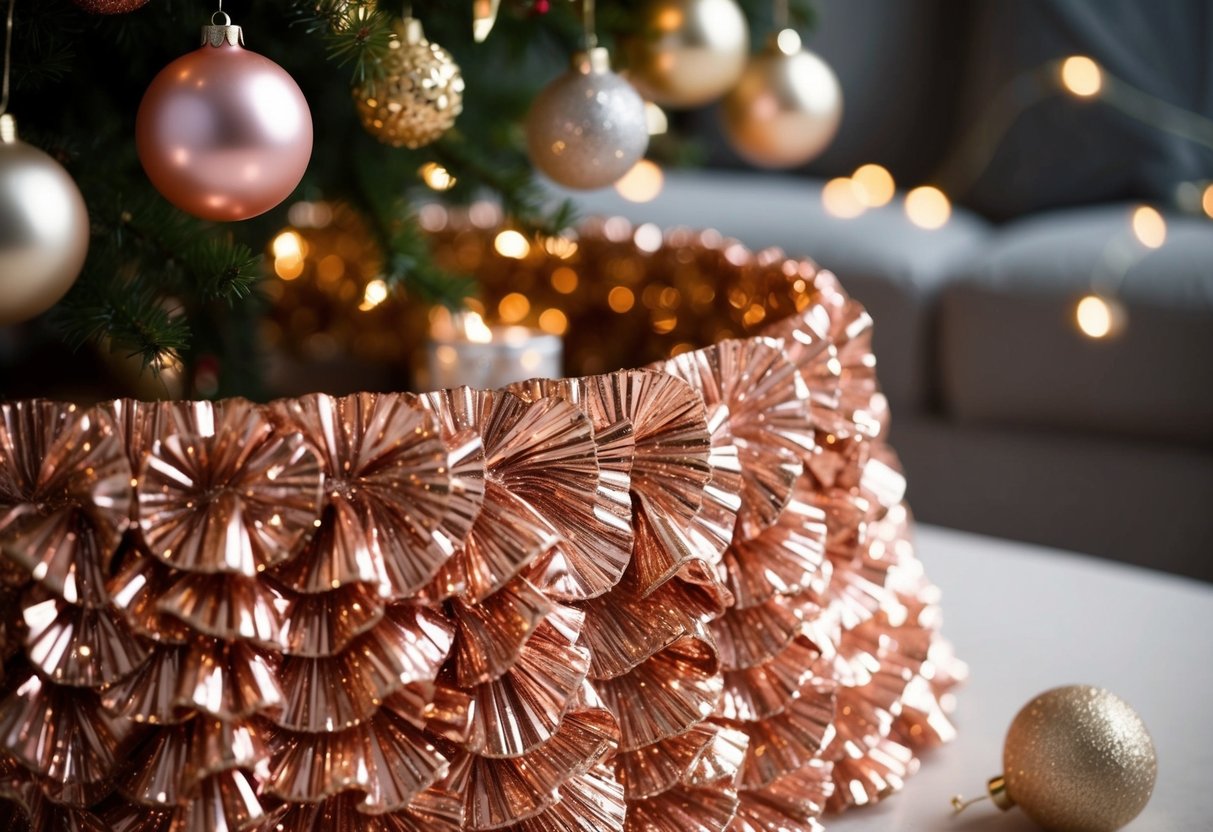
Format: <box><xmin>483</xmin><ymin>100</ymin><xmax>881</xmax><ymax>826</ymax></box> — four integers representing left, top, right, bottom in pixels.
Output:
<box><xmin>0</xmin><ymin>0</ymin><xmax>813</xmax><ymax>400</ymax></box>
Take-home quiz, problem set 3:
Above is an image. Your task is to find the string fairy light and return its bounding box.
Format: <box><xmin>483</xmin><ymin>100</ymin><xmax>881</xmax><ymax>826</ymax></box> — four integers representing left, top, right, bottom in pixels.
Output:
<box><xmin>936</xmin><ymin>52</ymin><xmax>1213</xmax><ymax>209</ymax></box>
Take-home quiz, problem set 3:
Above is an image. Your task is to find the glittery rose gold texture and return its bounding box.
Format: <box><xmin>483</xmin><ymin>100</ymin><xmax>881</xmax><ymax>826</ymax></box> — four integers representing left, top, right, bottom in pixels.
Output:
<box><xmin>0</xmin><ymin>233</ymin><xmax>962</xmax><ymax>831</ymax></box>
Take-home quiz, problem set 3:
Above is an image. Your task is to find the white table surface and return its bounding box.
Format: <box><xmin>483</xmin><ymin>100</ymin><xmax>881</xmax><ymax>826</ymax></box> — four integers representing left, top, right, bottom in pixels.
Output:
<box><xmin>827</xmin><ymin>525</ymin><xmax>1213</xmax><ymax>831</ymax></box>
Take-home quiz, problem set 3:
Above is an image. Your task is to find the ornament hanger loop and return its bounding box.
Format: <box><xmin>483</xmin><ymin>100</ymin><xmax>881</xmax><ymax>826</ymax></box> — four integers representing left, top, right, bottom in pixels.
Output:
<box><xmin>580</xmin><ymin>0</ymin><xmax>597</xmax><ymax>51</ymax></box>
<box><xmin>0</xmin><ymin>0</ymin><xmax>15</xmax><ymax>117</ymax></box>
<box><xmin>950</xmin><ymin>793</ymin><xmax>990</xmax><ymax>814</ymax></box>
<box><xmin>772</xmin><ymin>0</ymin><xmax>790</xmax><ymax>31</ymax></box>
<box><xmin>212</xmin><ymin>10</ymin><xmax>231</xmax><ymax>26</ymax></box>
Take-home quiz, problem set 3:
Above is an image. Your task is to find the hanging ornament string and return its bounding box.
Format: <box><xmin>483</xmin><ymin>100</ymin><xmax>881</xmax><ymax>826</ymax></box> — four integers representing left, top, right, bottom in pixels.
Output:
<box><xmin>581</xmin><ymin>0</ymin><xmax>597</xmax><ymax>50</ymax></box>
<box><xmin>1</xmin><ymin>0</ymin><xmax>15</xmax><ymax>119</ymax></box>
<box><xmin>772</xmin><ymin>0</ymin><xmax>788</xmax><ymax>31</ymax></box>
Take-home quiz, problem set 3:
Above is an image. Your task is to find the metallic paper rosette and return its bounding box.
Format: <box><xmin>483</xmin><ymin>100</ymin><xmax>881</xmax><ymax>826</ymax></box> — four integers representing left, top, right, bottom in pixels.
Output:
<box><xmin>0</xmin><ymin>231</ymin><xmax>964</xmax><ymax>831</ymax></box>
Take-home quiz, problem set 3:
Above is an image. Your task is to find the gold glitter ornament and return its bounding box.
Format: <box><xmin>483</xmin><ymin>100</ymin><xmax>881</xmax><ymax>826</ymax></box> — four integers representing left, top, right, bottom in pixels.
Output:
<box><xmin>956</xmin><ymin>685</ymin><xmax>1157</xmax><ymax>832</ymax></box>
<box><xmin>353</xmin><ymin>16</ymin><xmax>464</xmax><ymax>149</ymax></box>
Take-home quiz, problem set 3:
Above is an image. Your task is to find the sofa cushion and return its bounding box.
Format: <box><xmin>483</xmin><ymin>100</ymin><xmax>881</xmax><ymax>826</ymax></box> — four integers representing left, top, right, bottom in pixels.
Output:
<box><xmin>947</xmin><ymin>0</ymin><xmax>1213</xmax><ymax>219</ymax></box>
<box><xmin>556</xmin><ymin>170</ymin><xmax>991</xmax><ymax>412</ymax></box>
<box><xmin>940</xmin><ymin>204</ymin><xmax>1213</xmax><ymax>444</ymax></box>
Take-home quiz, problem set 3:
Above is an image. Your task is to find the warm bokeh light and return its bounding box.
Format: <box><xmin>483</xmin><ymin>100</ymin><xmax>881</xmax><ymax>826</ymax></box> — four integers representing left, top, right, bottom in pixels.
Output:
<box><xmin>633</xmin><ymin>223</ymin><xmax>664</xmax><ymax>253</ymax></box>
<box><xmin>520</xmin><ymin>349</ymin><xmax>544</xmax><ymax>372</ymax></box>
<box><xmin>462</xmin><ymin>311</ymin><xmax>493</xmax><ymax>343</ymax></box>
<box><xmin>1131</xmin><ymin>205</ymin><xmax>1166</xmax><ymax>249</ymax></box>
<box><xmin>852</xmin><ymin>163</ymin><xmax>895</xmax><ymax>207</ymax></box>
<box><xmin>1060</xmin><ymin>55</ymin><xmax>1102</xmax><ymax>98</ymax></box>
<box><xmin>358</xmin><ymin>278</ymin><xmax>389</xmax><ymax>311</ymax></box>
<box><xmin>615</xmin><ymin>160</ymin><xmax>665</xmax><ymax>204</ymax></box>
<box><xmin>1202</xmin><ymin>184</ymin><xmax>1213</xmax><ymax>219</ymax></box>
<box><xmin>272</xmin><ymin>230</ymin><xmax>304</xmax><ymax>259</ymax></box>
<box><xmin>538</xmin><ymin>307</ymin><xmax>568</xmax><ymax>335</ymax></box>
<box><xmin>273</xmin><ymin>255</ymin><xmax>304</xmax><ymax>281</ymax></box>
<box><xmin>272</xmin><ymin>230</ymin><xmax>306</xmax><ymax>280</ymax></box>
<box><xmin>608</xmin><ymin>286</ymin><xmax>635</xmax><ymax>313</ymax></box>
<box><xmin>550</xmin><ymin>266</ymin><xmax>578</xmax><ymax>294</ymax></box>
<box><xmin>1076</xmin><ymin>294</ymin><xmax>1126</xmax><ymax>339</ymax></box>
<box><xmin>287</xmin><ymin>201</ymin><xmax>333</xmax><ymax>228</ymax></box>
<box><xmin>498</xmin><ymin>292</ymin><xmax>531</xmax><ymax>323</ymax></box>
<box><xmin>821</xmin><ymin>177</ymin><xmax>865</xmax><ymax>219</ymax></box>
<box><xmin>419</xmin><ymin>162</ymin><xmax>456</xmax><ymax>191</ymax></box>
<box><xmin>542</xmin><ymin>235</ymin><xmax>579</xmax><ymax>259</ymax></box>
<box><xmin>494</xmin><ymin>229</ymin><xmax>531</xmax><ymax>259</ymax></box>
<box><xmin>905</xmin><ymin>186</ymin><xmax>952</xmax><ymax>230</ymax></box>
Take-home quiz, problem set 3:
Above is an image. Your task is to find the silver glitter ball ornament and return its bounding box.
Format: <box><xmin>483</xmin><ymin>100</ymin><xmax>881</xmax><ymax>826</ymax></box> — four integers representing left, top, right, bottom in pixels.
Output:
<box><xmin>0</xmin><ymin>115</ymin><xmax>90</xmax><ymax>325</ymax></box>
<box><xmin>526</xmin><ymin>48</ymin><xmax>649</xmax><ymax>190</ymax></box>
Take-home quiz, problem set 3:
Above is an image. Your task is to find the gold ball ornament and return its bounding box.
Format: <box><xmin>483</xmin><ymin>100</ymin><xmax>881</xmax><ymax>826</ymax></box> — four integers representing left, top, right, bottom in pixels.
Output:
<box><xmin>720</xmin><ymin>29</ymin><xmax>842</xmax><ymax>168</ymax></box>
<box><xmin>622</xmin><ymin>0</ymin><xmax>749</xmax><ymax>108</ymax></box>
<box><xmin>353</xmin><ymin>17</ymin><xmax>464</xmax><ymax>149</ymax></box>
<box><xmin>526</xmin><ymin>48</ymin><xmax>649</xmax><ymax>190</ymax></box>
<box><xmin>0</xmin><ymin>115</ymin><xmax>90</xmax><ymax>325</ymax></box>
<box><xmin>986</xmin><ymin>685</ymin><xmax>1157</xmax><ymax>832</ymax></box>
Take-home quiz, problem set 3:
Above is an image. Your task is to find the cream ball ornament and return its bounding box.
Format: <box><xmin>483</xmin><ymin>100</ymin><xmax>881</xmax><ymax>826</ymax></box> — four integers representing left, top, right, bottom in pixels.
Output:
<box><xmin>0</xmin><ymin>115</ymin><xmax>90</xmax><ymax>325</ymax></box>
<box><xmin>978</xmin><ymin>685</ymin><xmax>1157</xmax><ymax>832</ymax></box>
<box><xmin>623</xmin><ymin>0</ymin><xmax>749</xmax><ymax>109</ymax></box>
<box><xmin>526</xmin><ymin>48</ymin><xmax>649</xmax><ymax>190</ymax></box>
<box><xmin>720</xmin><ymin>29</ymin><xmax>842</xmax><ymax>168</ymax></box>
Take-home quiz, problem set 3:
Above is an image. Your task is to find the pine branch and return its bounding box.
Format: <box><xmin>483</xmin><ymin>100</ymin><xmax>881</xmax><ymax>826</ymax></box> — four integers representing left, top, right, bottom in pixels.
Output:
<box><xmin>54</xmin><ymin>266</ymin><xmax>191</xmax><ymax>371</ymax></box>
<box><xmin>291</xmin><ymin>0</ymin><xmax>397</xmax><ymax>85</ymax></box>
<box><xmin>99</xmin><ymin>192</ymin><xmax>262</xmax><ymax>305</ymax></box>
<box><xmin>350</xmin><ymin>148</ymin><xmax>477</xmax><ymax>308</ymax></box>
<box><xmin>432</xmin><ymin>130</ymin><xmax>578</xmax><ymax>237</ymax></box>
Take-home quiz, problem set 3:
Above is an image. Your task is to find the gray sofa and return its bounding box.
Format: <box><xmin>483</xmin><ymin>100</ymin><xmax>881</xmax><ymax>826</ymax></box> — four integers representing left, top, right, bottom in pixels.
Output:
<box><xmin>558</xmin><ymin>0</ymin><xmax>1213</xmax><ymax>581</ymax></box>
<box><xmin>562</xmin><ymin>171</ymin><xmax>1213</xmax><ymax>581</ymax></box>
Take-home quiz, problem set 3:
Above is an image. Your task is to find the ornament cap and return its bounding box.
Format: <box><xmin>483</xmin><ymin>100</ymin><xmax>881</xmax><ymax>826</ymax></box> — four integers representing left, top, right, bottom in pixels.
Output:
<box><xmin>201</xmin><ymin>12</ymin><xmax>244</xmax><ymax>47</ymax></box>
<box><xmin>0</xmin><ymin>114</ymin><xmax>16</xmax><ymax>145</ymax></box>
<box><xmin>987</xmin><ymin>775</ymin><xmax>1014</xmax><ymax>810</ymax></box>
<box><xmin>572</xmin><ymin>47</ymin><xmax>611</xmax><ymax>75</ymax></box>
<box><xmin>766</xmin><ymin>28</ymin><xmax>803</xmax><ymax>57</ymax></box>
<box><xmin>399</xmin><ymin>16</ymin><xmax>426</xmax><ymax>45</ymax></box>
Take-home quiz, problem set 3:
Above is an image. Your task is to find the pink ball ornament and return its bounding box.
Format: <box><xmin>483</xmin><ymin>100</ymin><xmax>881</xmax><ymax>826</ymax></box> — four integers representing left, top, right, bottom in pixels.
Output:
<box><xmin>136</xmin><ymin>15</ymin><xmax>313</xmax><ymax>222</ymax></box>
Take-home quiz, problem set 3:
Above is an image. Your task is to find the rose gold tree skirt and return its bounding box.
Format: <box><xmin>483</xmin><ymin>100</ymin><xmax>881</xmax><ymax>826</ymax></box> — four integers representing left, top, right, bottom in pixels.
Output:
<box><xmin>0</xmin><ymin>239</ymin><xmax>964</xmax><ymax>831</ymax></box>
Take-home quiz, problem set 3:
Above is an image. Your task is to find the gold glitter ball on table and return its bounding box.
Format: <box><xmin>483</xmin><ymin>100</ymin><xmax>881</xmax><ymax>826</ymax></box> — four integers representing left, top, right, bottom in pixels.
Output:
<box><xmin>957</xmin><ymin>685</ymin><xmax>1157</xmax><ymax>832</ymax></box>
<box><xmin>353</xmin><ymin>16</ymin><xmax>464</xmax><ymax>149</ymax></box>
<box><xmin>72</xmin><ymin>0</ymin><xmax>151</xmax><ymax>13</ymax></box>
